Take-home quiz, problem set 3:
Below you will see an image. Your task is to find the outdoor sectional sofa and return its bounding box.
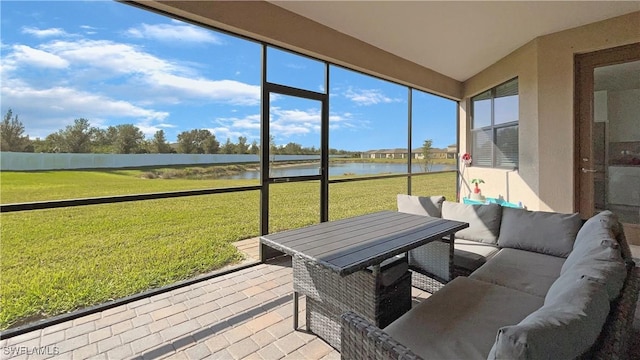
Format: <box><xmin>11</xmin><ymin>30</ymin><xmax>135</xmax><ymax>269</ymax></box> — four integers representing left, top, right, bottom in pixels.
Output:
<box><xmin>340</xmin><ymin>196</ymin><xmax>640</xmax><ymax>359</ymax></box>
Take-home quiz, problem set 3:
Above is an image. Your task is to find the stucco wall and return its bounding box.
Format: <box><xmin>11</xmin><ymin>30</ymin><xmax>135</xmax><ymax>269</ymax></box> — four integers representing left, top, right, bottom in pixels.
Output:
<box><xmin>460</xmin><ymin>40</ymin><xmax>540</xmax><ymax>208</ymax></box>
<box><xmin>460</xmin><ymin>11</ymin><xmax>640</xmax><ymax>212</ymax></box>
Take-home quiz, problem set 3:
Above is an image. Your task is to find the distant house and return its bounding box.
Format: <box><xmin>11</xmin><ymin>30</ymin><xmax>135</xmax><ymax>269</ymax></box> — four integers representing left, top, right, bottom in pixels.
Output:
<box><xmin>361</xmin><ymin>146</ymin><xmax>457</xmax><ymax>160</ymax></box>
<box><xmin>361</xmin><ymin>149</ymin><xmax>420</xmax><ymax>159</ymax></box>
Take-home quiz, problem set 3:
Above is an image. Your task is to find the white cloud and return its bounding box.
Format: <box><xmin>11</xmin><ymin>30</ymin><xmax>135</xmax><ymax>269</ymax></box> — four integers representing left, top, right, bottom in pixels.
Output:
<box><xmin>2</xmin><ymin>38</ymin><xmax>262</xmax><ymax>106</ymax></box>
<box><xmin>126</xmin><ymin>23</ymin><xmax>223</xmax><ymax>44</ymax></box>
<box><xmin>0</xmin><ymin>28</ymin><xmax>269</xmax><ymax>139</ymax></box>
<box><xmin>212</xmin><ymin>108</ymin><xmax>365</xmax><ymax>142</ymax></box>
<box><xmin>270</xmin><ymin>107</ymin><xmax>321</xmax><ymax>137</ymax></box>
<box><xmin>21</xmin><ymin>27</ymin><xmax>68</xmax><ymax>38</ymax></box>
<box><xmin>134</xmin><ymin>121</ymin><xmax>179</xmax><ymax>138</ymax></box>
<box><xmin>148</xmin><ymin>74</ymin><xmax>260</xmax><ymax>105</ymax></box>
<box><xmin>344</xmin><ymin>87</ymin><xmax>402</xmax><ymax>106</ymax></box>
<box><xmin>211</xmin><ymin>127</ymin><xmax>248</xmax><ymax>142</ymax></box>
<box><xmin>80</xmin><ymin>25</ymin><xmax>98</xmax><ymax>35</ymax></box>
<box><xmin>9</xmin><ymin>45</ymin><xmax>69</xmax><ymax>69</ymax></box>
<box><xmin>1</xmin><ymin>78</ymin><xmax>169</xmax><ymax>138</ymax></box>
<box><xmin>29</xmin><ymin>39</ymin><xmax>260</xmax><ymax>104</ymax></box>
<box><xmin>328</xmin><ymin>112</ymin><xmax>359</xmax><ymax>130</ymax></box>
<box><xmin>41</xmin><ymin>39</ymin><xmax>179</xmax><ymax>76</ymax></box>
<box><xmin>214</xmin><ymin>114</ymin><xmax>260</xmax><ymax>141</ymax></box>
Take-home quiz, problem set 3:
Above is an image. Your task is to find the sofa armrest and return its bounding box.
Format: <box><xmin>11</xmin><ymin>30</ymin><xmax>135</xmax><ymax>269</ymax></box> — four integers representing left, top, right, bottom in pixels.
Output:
<box><xmin>581</xmin><ymin>263</ymin><xmax>639</xmax><ymax>360</ymax></box>
<box><xmin>341</xmin><ymin>311</ymin><xmax>423</xmax><ymax>360</ymax></box>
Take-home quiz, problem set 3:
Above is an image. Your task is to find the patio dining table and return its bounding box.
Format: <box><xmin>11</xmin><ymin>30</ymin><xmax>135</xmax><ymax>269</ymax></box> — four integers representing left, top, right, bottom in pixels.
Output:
<box><xmin>260</xmin><ymin>210</ymin><xmax>468</xmax><ymax>348</ymax></box>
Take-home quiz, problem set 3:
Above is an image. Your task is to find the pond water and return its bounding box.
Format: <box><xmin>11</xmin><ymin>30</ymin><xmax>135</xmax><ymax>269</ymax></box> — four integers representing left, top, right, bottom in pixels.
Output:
<box><xmin>222</xmin><ymin>162</ymin><xmax>456</xmax><ymax>179</ymax></box>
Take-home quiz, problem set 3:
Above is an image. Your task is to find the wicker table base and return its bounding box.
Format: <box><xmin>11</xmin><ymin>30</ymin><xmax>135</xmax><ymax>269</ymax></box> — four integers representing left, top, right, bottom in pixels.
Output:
<box><xmin>293</xmin><ymin>256</ymin><xmax>412</xmax><ymax>349</ymax></box>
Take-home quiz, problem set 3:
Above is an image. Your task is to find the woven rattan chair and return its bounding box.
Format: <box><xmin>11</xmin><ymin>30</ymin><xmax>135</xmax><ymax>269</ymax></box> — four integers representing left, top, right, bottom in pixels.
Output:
<box><xmin>292</xmin><ymin>255</ymin><xmax>411</xmax><ymax>349</ymax></box>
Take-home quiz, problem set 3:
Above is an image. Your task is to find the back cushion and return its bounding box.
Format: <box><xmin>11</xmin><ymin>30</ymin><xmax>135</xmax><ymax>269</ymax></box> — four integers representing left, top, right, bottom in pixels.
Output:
<box><xmin>397</xmin><ymin>194</ymin><xmax>445</xmax><ymax>217</ymax></box>
<box><xmin>490</xmin><ymin>277</ymin><xmax>610</xmax><ymax>360</ymax></box>
<box><xmin>560</xmin><ymin>210</ymin><xmax>627</xmax><ymax>300</ymax></box>
<box><xmin>441</xmin><ymin>201</ymin><xmax>502</xmax><ymax>244</ymax></box>
<box><xmin>498</xmin><ymin>207</ymin><xmax>582</xmax><ymax>257</ymax></box>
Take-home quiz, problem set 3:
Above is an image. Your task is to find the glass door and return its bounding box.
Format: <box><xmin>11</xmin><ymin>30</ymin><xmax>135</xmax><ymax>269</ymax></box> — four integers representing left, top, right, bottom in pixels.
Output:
<box><xmin>259</xmin><ymin>46</ymin><xmax>329</xmax><ymax>260</ymax></box>
<box><xmin>576</xmin><ymin>43</ymin><xmax>640</xmax><ymax>245</ymax></box>
<box><xmin>593</xmin><ymin>60</ymin><xmax>640</xmax><ymax>227</ymax></box>
<box><xmin>267</xmin><ymin>93</ymin><xmax>324</xmax><ymax>234</ymax></box>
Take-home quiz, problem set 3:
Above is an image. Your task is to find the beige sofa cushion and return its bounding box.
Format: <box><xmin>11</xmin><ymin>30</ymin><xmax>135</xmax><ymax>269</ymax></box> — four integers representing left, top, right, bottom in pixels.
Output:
<box><xmin>564</xmin><ymin>211</ymin><xmax>622</xmax><ymax>270</ymax></box>
<box><xmin>397</xmin><ymin>194</ymin><xmax>445</xmax><ymax>217</ymax></box>
<box><xmin>470</xmin><ymin>248</ymin><xmax>565</xmax><ymax>298</ymax></box>
<box><xmin>385</xmin><ymin>277</ymin><xmax>543</xmax><ymax>360</ymax></box>
<box><xmin>561</xmin><ymin>210</ymin><xmax>627</xmax><ymax>300</ymax></box>
<box><xmin>489</xmin><ymin>277</ymin><xmax>610</xmax><ymax>360</ymax></box>
<box><xmin>498</xmin><ymin>207</ymin><xmax>582</xmax><ymax>257</ymax></box>
<box><xmin>441</xmin><ymin>201</ymin><xmax>502</xmax><ymax>244</ymax></box>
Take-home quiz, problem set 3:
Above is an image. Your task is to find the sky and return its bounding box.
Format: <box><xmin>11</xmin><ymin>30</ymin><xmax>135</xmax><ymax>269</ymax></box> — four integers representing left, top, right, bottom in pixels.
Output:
<box><xmin>0</xmin><ymin>1</ymin><xmax>457</xmax><ymax>152</ymax></box>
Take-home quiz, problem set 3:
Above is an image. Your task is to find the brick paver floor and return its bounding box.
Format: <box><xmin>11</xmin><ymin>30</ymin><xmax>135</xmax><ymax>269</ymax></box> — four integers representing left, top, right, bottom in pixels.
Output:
<box><xmin>3</xmin><ymin>239</ymin><xmax>639</xmax><ymax>359</ymax></box>
<box><xmin>1</xmin><ymin>256</ymin><xmax>431</xmax><ymax>360</ymax></box>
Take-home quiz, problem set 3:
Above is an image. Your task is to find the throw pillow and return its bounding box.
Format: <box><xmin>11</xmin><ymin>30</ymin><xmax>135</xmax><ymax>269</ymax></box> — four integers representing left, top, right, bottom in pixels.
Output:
<box><xmin>498</xmin><ymin>207</ymin><xmax>582</xmax><ymax>257</ymax></box>
<box><xmin>397</xmin><ymin>194</ymin><xmax>445</xmax><ymax>217</ymax></box>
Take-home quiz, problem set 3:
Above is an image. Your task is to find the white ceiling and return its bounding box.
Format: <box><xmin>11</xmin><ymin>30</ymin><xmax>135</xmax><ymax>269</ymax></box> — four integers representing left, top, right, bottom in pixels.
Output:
<box><xmin>270</xmin><ymin>1</ymin><xmax>639</xmax><ymax>82</ymax></box>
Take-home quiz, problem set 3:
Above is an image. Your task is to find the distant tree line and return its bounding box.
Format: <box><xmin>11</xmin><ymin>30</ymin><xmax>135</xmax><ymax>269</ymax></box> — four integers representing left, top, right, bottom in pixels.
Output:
<box><xmin>0</xmin><ymin>109</ymin><xmax>356</xmax><ymax>156</ymax></box>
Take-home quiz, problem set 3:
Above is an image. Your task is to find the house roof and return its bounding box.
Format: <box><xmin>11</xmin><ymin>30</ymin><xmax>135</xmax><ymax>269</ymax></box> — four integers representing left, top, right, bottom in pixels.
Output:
<box><xmin>269</xmin><ymin>1</ymin><xmax>639</xmax><ymax>82</ymax></box>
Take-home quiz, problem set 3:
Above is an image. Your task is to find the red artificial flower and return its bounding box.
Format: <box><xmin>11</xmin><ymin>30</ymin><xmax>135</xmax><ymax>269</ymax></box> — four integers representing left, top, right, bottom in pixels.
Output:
<box><xmin>462</xmin><ymin>153</ymin><xmax>472</xmax><ymax>165</ymax></box>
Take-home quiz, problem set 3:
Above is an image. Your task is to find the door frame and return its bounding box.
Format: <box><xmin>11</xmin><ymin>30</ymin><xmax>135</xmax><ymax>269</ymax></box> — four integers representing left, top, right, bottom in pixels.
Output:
<box><xmin>259</xmin><ymin>48</ymin><xmax>330</xmax><ymax>260</ymax></box>
<box><xmin>574</xmin><ymin>42</ymin><xmax>640</xmax><ymax>242</ymax></box>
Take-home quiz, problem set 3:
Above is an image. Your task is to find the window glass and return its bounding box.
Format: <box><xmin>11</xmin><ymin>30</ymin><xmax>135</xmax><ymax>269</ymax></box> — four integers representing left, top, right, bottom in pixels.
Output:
<box><xmin>472</xmin><ymin>91</ymin><xmax>492</xmax><ymax>128</ymax></box>
<box><xmin>268</xmin><ymin>95</ymin><xmax>322</xmax><ymax>178</ymax></box>
<box><xmin>472</xmin><ymin>129</ymin><xmax>493</xmax><ymax>167</ymax></box>
<box><xmin>267</xmin><ymin>47</ymin><xmax>325</xmax><ymax>92</ymax></box>
<box><xmin>329</xmin><ymin>178</ymin><xmax>404</xmax><ymax>221</ymax></box>
<box><xmin>270</xmin><ymin>181</ymin><xmax>320</xmax><ymax>232</ymax></box>
<box><xmin>495</xmin><ymin>125</ymin><xmax>519</xmax><ymax>168</ymax></box>
<box><xmin>410</xmin><ymin>172</ymin><xmax>457</xmax><ymax>201</ymax></box>
<box><xmin>1</xmin><ymin>191</ymin><xmax>259</xmax><ymax>329</ymax></box>
<box><xmin>411</xmin><ymin>89</ymin><xmax>457</xmax><ymax>173</ymax></box>
<box><xmin>470</xmin><ymin>78</ymin><xmax>519</xmax><ymax>168</ymax></box>
<box><xmin>494</xmin><ymin>79</ymin><xmax>519</xmax><ymax>125</ymax></box>
<box><xmin>0</xmin><ymin>1</ymin><xmax>263</xmax><ymax>198</ymax></box>
<box><xmin>328</xmin><ymin>66</ymin><xmax>408</xmax><ymax>179</ymax></box>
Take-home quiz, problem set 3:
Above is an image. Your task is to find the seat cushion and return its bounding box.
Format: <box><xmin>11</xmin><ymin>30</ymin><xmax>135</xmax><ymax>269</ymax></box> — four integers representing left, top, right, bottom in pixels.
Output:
<box><xmin>397</xmin><ymin>194</ymin><xmax>445</xmax><ymax>217</ymax></box>
<box><xmin>498</xmin><ymin>207</ymin><xmax>582</xmax><ymax>257</ymax></box>
<box><xmin>441</xmin><ymin>201</ymin><xmax>502</xmax><ymax>244</ymax></box>
<box><xmin>385</xmin><ymin>277</ymin><xmax>543</xmax><ymax>360</ymax></box>
<box><xmin>470</xmin><ymin>248</ymin><xmax>565</xmax><ymax>298</ymax></box>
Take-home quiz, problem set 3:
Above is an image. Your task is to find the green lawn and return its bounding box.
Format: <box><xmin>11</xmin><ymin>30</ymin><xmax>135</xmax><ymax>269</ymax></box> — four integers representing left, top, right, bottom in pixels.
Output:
<box><xmin>0</xmin><ymin>169</ymin><xmax>455</xmax><ymax>329</ymax></box>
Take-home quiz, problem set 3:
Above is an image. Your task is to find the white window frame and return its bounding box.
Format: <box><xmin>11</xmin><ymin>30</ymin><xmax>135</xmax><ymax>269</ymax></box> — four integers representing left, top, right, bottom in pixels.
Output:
<box><xmin>470</xmin><ymin>78</ymin><xmax>519</xmax><ymax>169</ymax></box>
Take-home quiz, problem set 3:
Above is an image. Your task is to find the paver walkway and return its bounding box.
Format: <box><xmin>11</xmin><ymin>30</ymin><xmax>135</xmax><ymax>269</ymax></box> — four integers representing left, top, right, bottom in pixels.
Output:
<box><xmin>0</xmin><ymin>255</ymin><xmax>430</xmax><ymax>360</ymax></box>
<box><xmin>3</xmin><ymin>238</ymin><xmax>638</xmax><ymax>359</ymax></box>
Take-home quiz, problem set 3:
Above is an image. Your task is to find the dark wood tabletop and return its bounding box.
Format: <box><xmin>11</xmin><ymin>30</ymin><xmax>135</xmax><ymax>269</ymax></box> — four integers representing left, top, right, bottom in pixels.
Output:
<box><xmin>260</xmin><ymin>211</ymin><xmax>469</xmax><ymax>276</ymax></box>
